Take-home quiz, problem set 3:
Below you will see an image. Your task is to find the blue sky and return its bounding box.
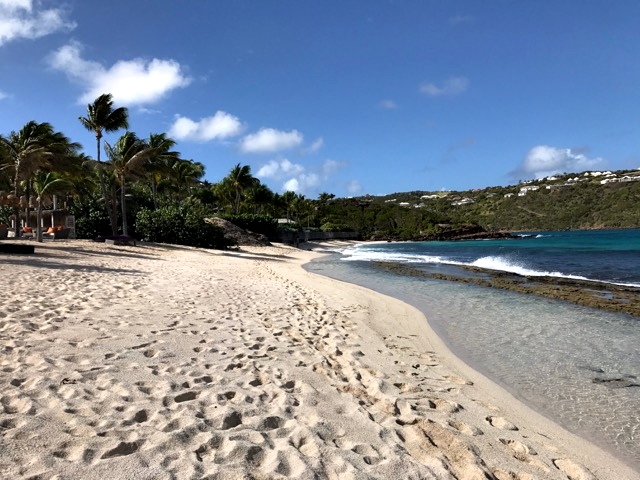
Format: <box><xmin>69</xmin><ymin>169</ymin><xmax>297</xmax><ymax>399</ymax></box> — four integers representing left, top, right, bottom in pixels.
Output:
<box><xmin>1</xmin><ymin>1</ymin><xmax>639</xmax><ymax>198</ymax></box>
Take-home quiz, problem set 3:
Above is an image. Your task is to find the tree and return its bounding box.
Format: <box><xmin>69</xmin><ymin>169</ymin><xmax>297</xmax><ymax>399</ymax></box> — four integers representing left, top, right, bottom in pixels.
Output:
<box><xmin>104</xmin><ymin>132</ymin><xmax>151</xmax><ymax>236</ymax></box>
<box><xmin>0</xmin><ymin>121</ymin><xmax>79</xmax><ymax>235</ymax></box>
<box><xmin>223</xmin><ymin>163</ymin><xmax>259</xmax><ymax>214</ymax></box>
<box><xmin>316</xmin><ymin>192</ymin><xmax>335</xmax><ymax>225</ymax></box>
<box><xmin>78</xmin><ymin>93</ymin><xmax>129</xmax><ymax>235</ymax></box>
<box><xmin>245</xmin><ymin>182</ymin><xmax>275</xmax><ymax>215</ymax></box>
<box><xmin>280</xmin><ymin>190</ymin><xmax>298</xmax><ymax>222</ymax></box>
<box><xmin>169</xmin><ymin>159</ymin><xmax>204</xmax><ymax>199</ymax></box>
<box><xmin>145</xmin><ymin>133</ymin><xmax>180</xmax><ymax>208</ymax></box>
<box><xmin>31</xmin><ymin>171</ymin><xmax>73</xmax><ymax>242</ymax></box>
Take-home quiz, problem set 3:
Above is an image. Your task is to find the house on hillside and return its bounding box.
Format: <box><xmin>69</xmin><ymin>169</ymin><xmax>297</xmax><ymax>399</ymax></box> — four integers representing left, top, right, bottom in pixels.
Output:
<box><xmin>518</xmin><ymin>185</ymin><xmax>539</xmax><ymax>196</ymax></box>
<box><xmin>451</xmin><ymin>198</ymin><xmax>474</xmax><ymax>206</ymax></box>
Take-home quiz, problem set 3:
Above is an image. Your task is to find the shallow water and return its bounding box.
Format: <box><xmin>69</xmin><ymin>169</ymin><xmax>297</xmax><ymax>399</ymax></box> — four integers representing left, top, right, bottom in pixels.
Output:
<box><xmin>305</xmin><ymin>253</ymin><xmax>640</xmax><ymax>471</ymax></box>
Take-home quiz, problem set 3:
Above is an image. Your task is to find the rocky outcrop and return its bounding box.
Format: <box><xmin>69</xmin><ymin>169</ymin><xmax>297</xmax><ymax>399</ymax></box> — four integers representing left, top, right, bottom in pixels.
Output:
<box><xmin>420</xmin><ymin>224</ymin><xmax>515</xmax><ymax>241</ymax></box>
<box><xmin>205</xmin><ymin>217</ymin><xmax>271</xmax><ymax>246</ymax></box>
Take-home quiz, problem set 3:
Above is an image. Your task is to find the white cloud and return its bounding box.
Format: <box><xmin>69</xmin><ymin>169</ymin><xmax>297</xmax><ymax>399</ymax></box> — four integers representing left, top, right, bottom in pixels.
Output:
<box><xmin>49</xmin><ymin>42</ymin><xmax>191</xmax><ymax>105</ymax></box>
<box><xmin>379</xmin><ymin>99</ymin><xmax>398</xmax><ymax>109</ymax></box>
<box><xmin>168</xmin><ymin>111</ymin><xmax>244</xmax><ymax>142</ymax></box>
<box><xmin>257</xmin><ymin>157</ymin><xmax>344</xmax><ymax>195</ymax></box>
<box><xmin>0</xmin><ymin>89</ymin><xmax>8</xmax><ymax>100</ymax></box>
<box><xmin>347</xmin><ymin>180</ymin><xmax>363</xmax><ymax>194</ymax></box>
<box><xmin>449</xmin><ymin>15</ymin><xmax>474</xmax><ymax>25</ymax></box>
<box><xmin>420</xmin><ymin>76</ymin><xmax>469</xmax><ymax>97</ymax></box>
<box><xmin>322</xmin><ymin>159</ymin><xmax>345</xmax><ymax>177</ymax></box>
<box><xmin>283</xmin><ymin>173</ymin><xmax>320</xmax><ymax>193</ymax></box>
<box><xmin>516</xmin><ymin>145</ymin><xmax>605</xmax><ymax>179</ymax></box>
<box><xmin>257</xmin><ymin>158</ymin><xmax>305</xmax><ymax>179</ymax></box>
<box><xmin>283</xmin><ymin>178</ymin><xmax>300</xmax><ymax>192</ymax></box>
<box><xmin>0</xmin><ymin>0</ymin><xmax>75</xmax><ymax>46</ymax></box>
<box><xmin>240</xmin><ymin>128</ymin><xmax>303</xmax><ymax>153</ymax></box>
<box><xmin>307</xmin><ymin>137</ymin><xmax>324</xmax><ymax>153</ymax></box>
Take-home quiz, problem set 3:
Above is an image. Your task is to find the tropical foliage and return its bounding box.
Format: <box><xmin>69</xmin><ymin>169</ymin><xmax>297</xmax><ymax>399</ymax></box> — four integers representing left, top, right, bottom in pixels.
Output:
<box><xmin>78</xmin><ymin>93</ymin><xmax>129</xmax><ymax>235</ymax></box>
<box><xmin>2</xmin><ymin>92</ymin><xmax>639</xmax><ymax>248</ymax></box>
<box><xmin>136</xmin><ymin>204</ymin><xmax>235</xmax><ymax>249</ymax></box>
<box><xmin>0</xmin><ymin>93</ymin><xmax>338</xmax><ymax>247</ymax></box>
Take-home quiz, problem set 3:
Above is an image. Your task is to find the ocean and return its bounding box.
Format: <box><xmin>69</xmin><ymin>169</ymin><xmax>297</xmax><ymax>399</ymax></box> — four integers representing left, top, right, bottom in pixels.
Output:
<box><xmin>304</xmin><ymin>229</ymin><xmax>640</xmax><ymax>471</ymax></box>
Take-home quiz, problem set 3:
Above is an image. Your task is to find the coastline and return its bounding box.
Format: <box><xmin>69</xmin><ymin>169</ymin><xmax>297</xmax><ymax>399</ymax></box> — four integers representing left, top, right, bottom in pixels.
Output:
<box><xmin>301</xmin><ymin>241</ymin><xmax>639</xmax><ymax>477</ymax></box>
<box><xmin>0</xmin><ymin>240</ymin><xmax>635</xmax><ymax>479</ymax></box>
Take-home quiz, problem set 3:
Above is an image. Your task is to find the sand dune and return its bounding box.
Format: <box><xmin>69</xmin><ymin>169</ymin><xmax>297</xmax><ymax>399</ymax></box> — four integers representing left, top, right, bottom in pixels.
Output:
<box><xmin>0</xmin><ymin>241</ymin><xmax>635</xmax><ymax>479</ymax></box>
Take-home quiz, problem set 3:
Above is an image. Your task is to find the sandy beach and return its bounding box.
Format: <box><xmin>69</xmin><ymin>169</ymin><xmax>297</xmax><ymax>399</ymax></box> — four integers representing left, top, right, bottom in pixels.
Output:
<box><xmin>0</xmin><ymin>240</ymin><xmax>636</xmax><ymax>480</ymax></box>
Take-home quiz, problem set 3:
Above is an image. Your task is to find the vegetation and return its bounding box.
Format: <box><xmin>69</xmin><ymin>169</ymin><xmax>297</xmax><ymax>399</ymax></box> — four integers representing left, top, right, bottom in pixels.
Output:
<box><xmin>351</xmin><ymin>171</ymin><xmax>640</xmax><ymax>234</ymax></box>
<box><xmin>78</xmin><ymin>93</ymin><xmax>129</xmax><ymax>235</ymax></box>
<box><xmin>136</xmin><ymin>204</ymin><xmax>235</xmax><ymax>249</ymax></box>
<box><xmin>0</xmin><ymin>93</ymin><xmax>334</xmax><ymax>247</ymax></box>
<box><xmin>1</xmin><ymin>92</ymin><xmax>639</xmax><ymax>247</ymax></box>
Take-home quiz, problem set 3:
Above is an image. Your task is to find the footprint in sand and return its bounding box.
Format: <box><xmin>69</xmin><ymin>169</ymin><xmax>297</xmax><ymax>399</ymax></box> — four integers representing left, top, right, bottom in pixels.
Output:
<box><xmin>427</xmin><ymin>398</ymin><xmax>462</xmax><ymax>414</ymax></box>
<box><xmin>444</xmin><ymin>374</ymin><xmax>473</xmax><ymax>385</ymax></box>
<box><xmin>174</xmin><ymin>391</ymin><xmax>198</xmax><ymax>403</ymax></box>
<box><xmin>486</xmin><ymin>416</ymin><xmax>518</xmax><ymax>431</ymax></box>
<box><xmin>499</xmin><ymin>438</ymin><xmax>550</xmax><ymax>472</ymax></box>
<box><xmin>500</xmin><ymin>438</ymin><xmax>536</xmax><ymax>456</ymax></box>
<box><xmin>448</xmin><ymin>420</ymin><xmax>483</xmax><ymax>436</ymax></box>
<box><xmin>100</xmin><ymin>440</ymin><xmax>143</xmax><ymax>459</ymax></box>
<box><xmin>553</xmin><ymin>458</ymin><xmax>596</xmax><ymax>480</ymax></box>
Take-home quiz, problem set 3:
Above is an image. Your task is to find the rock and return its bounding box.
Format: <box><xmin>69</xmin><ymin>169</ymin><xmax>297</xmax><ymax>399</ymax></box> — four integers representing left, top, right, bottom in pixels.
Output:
<box><xmin>205</xmin><ymin>217</ymin><xmax>271</xmax><ymax>246</ymax></box>
<box><xmin>592</xmin><ymin>376</ymin><xmax>640</xmax><ymax>388</ymax></box>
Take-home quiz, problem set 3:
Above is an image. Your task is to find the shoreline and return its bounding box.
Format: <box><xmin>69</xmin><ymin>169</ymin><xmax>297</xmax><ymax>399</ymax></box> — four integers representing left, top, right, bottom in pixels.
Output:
<box><xmin>0</xmin><ymin>240</ymin><xmax>636</xmax><ymax>479</ymax></box>
<box><xmin>302</xmin><ymin>241</ymin><xmax>640</xmax><ymax>477</ymax></box>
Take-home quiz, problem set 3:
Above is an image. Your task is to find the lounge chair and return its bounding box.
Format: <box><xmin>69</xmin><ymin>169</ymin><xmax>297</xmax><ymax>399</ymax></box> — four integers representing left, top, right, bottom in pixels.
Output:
<box><xmin>43</xmin><ymin>226</ymin><xmax>71</xmax><ymax>240</ymax></box>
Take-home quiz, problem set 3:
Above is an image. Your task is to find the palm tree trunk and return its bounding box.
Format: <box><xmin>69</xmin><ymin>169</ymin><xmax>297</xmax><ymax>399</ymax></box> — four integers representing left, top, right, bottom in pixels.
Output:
<box><xmin>36</xmin><ymin>201</ymin><xmax>43</xmax><ymax>242</ymax></box>
<box><xmin>121</xmin><ymin>175</ymin><xmax>128</xmax><ymax>236</ymax></box>
<box><xmin>13</xmin><ymin>165</ymin><xmax>21</xmax><ymax>237</ymax></box>
<box><xmin>109</xmin><ymin>184</ymin><xmax>118</xmax><ymax>235</ymax></box>
<box><xmin>97</xmin><ymin>166</ymin><xmax>118</xmax><ymax>235</ymax></box>
<box><xmin>25</xmin><ymin>181</ymin><xmax>32</xmax><ymax>229</ymax></box>
<box><xmin>151</xmin><ymin>176</ymin><xmax>158</xmax><ymax>210</ymax></box>
<box><xmin>95</xmin><ymin>134</ymin><xmax>117</xmax><ymax>235</ymax></box>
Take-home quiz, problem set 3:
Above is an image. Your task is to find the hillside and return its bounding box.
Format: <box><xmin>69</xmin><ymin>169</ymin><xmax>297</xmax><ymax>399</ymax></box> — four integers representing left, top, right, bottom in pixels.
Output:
<box><xmin>325</xmin><ymin>168</ymin><xmax>640</xmax><ymax>238</ymax></box>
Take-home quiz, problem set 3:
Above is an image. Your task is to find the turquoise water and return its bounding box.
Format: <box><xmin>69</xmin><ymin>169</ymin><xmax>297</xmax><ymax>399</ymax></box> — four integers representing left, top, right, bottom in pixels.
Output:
<box><xmin>339</xmin><ymin>229</ymin><xmax>640</xmax><ymax>287</ymax></box>
<box><xmin>305</xmin><ymin>229</ymin><xmax>640</xmax><ymax>472</ymax></box>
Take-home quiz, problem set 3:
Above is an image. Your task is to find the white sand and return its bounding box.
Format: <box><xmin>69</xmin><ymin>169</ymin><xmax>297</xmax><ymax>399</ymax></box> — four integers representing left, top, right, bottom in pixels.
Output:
<box><xmin>0</xmin><ymin>240</ymin><xmax>636</xmax><ymax>479</ymax></box>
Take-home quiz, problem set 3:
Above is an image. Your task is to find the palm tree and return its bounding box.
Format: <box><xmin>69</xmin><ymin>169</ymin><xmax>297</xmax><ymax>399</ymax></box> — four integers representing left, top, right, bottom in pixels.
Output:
<box><xmin>223</xmin><ymin>163</ymin><xmax>258</xmax><ymax>214</ymax></box>
<box><xmin>32</xmin><ymin>171</ymin><xmax>73</xmax><ymax>242</ymax></box>
<box><xmin>211</xmin><ymin>180</ymin><xmax>234</xmax><ymax>212</ymax></box>
<box><xmin>0</xmin><ymin>121</ymin><xmax>79</xmax><ymax>235</ymax></box>
<box><xmin>161</xmin><ymin>159</ymin><xmax>204</xmax><ymax>200</ymax></box>
<box><xmin>316</xmin><ymin>192</ymin><xmax>335</xmax><ymax>225</ymax></box>
<box><xmin>145</xmin><ymin>133</ymin><xmax>180</xmax><ymax>208</ymax></box>
<box><xmin>78</xmin><ymin>93</ymin><xmax>129</xmax><ymax>235</ymax></box>
<box><xmin>280</xmin><ymin>190</ymin><xmax>298</xmax><ymax>222</ymax></box>
<box><xmin>245</xmin><ymin>182</ymin><xmax>275</xmax><ymax>215</ymax></box>
<box><xmin>104</xmin><ymin>132</ymin><xmax>151</xmax><ymax>236</ymax></box>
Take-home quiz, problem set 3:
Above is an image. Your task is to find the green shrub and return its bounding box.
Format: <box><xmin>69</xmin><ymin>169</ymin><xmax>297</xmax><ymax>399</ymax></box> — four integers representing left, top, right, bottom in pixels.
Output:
<box><xmin>67</xmin><ymin>197</ymin><xmax>111</xmax><ymax>239</ymax></box>
<box><xmin>320</xmin><ymin>222</ymin><xmax>352</xmax><ymax>232</ymax></box>
<box><xmin>0</xmin><ymin>205</ymin><xmax>13</xmax><ymax>226</ymax></box>
<box><xmin>136</xmin><ymin>205</ymin><xmax>235</xmax><ymax>249</ymax></box>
